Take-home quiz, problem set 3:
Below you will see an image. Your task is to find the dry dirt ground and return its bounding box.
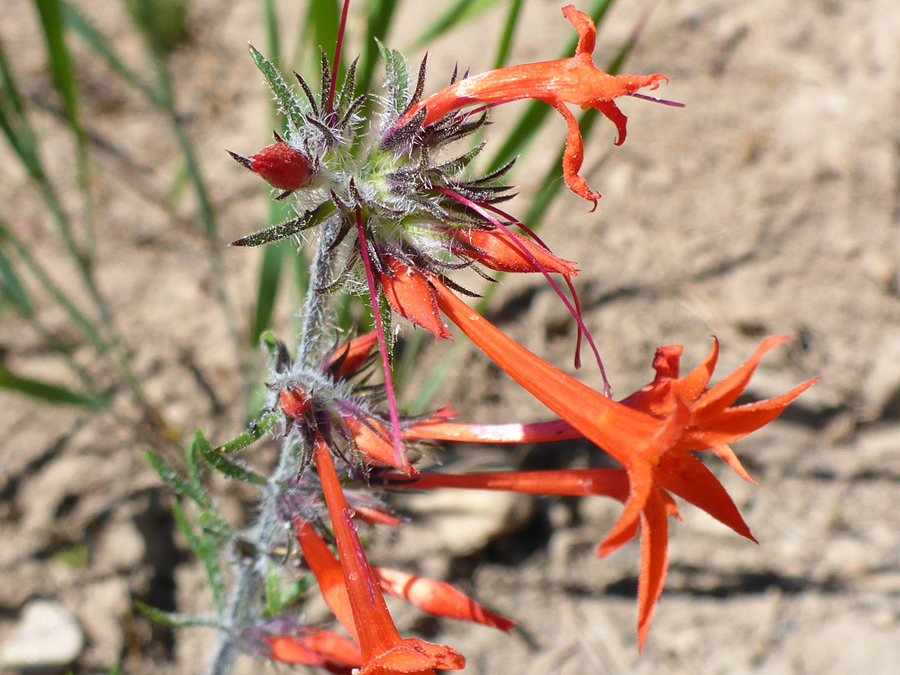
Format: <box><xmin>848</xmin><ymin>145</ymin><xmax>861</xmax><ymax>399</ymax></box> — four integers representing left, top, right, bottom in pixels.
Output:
<box><xmin>2</xmin><ymin>0</ymin><xmax>900</xmax><ymax>673</ymax></box>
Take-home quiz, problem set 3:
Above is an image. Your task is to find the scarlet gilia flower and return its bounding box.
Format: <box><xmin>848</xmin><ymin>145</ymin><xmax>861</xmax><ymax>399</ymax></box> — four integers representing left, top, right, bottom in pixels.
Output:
<box><xmin>394</xmin><ymin>4</ymin><xmax>676</xmax><ymax>207</ymax></box>
<box><xmin>420</xmin><ymin>276</ymin><xmax>817</xmax><ymax>645</ymax></box>
<box><xmin>302</xmin><ymin>433</ymin><xmax>466</xmax><ymax>674</ymax></box>
<box><xmin>389</xmin><ymin>418</ymin><xmax>761</xmax><ymax>648</ymax></box>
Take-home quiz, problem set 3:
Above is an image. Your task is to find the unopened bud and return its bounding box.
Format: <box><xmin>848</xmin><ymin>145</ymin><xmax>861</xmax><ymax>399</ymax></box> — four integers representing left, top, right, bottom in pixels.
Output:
<box><xmin>248</xmin><ymin>142</ymin><xmax>313</xmax><ymax>191</ymax></box>
<box><xmin>280</xmin><ymin>387</ymin><xmax>311</xmax><ymax>418</ymax></box>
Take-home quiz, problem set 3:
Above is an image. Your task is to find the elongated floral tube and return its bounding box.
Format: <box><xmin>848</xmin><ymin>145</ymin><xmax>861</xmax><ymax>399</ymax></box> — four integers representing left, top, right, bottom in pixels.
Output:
<box><xmin>397</xmin><ymin>5</ymin><xmax>669</xmax><ymax>205</ymax></box>
<box><xmin>313</xmin><ymin>436</ymin><xmax>464</xmax><ymax>674</ymax></box>
<box><xmin>430</xmin><ymin>277</ymin><xmax>817</xmax><ymax>558</ymax></box>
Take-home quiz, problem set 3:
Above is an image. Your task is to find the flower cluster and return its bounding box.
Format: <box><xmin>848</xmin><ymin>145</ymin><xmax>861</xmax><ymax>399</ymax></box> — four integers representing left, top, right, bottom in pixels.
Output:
<box><xmin>214</xmin><ymin>3</ymin><xmax>815</xmax><ymax>673</ymax></box>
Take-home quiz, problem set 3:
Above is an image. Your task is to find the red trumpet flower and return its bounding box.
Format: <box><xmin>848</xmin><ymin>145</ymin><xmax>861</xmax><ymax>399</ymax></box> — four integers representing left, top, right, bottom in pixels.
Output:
<box><xmin>397</xmin><ymin>5</ymin><xmax>673</xmax><ymax>207</ymax></box>
<box><xmin>308</xmin><ymin>434</ymin><xmax>466</xmax><ymax>674</ymax></box>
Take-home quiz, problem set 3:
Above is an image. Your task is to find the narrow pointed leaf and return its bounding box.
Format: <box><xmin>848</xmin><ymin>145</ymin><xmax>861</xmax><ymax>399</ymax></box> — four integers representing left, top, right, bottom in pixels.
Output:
<box><xmin>0</xmin><ymin>365</ymin><xmax>106</xmax><ymax>408</ymax></box>
<box><xmin>172</xmin><ymin>502</ymin><xmax>226</xmax><ymax>614</ymax></box>
<box><xmin>249</xmin><ymin>44</ymin><xmax>307</xmax><ymax>129</ymax></box>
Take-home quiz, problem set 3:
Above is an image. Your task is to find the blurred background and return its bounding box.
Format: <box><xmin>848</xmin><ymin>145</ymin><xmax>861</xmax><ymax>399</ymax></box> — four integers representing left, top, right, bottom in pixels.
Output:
<box><xmin>1</xmin><ymin>0</ymin><xmax>898</xmax><ymax>673</ymax></box>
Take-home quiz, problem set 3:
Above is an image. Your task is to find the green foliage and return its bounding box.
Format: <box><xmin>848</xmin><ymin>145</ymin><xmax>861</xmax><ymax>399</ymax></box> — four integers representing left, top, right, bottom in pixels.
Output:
<box><xmin>375</xmin><ymin>38</ymin><xmax>409</xmax><ymax>114</ymax></box>
<box><xmin>0</xmin><ymin>365</ymin><xmax>107</xmax><ymax>408</ymax></box>
<box><xmin>172</xmin><ymin>501</ymin><xmax>226</xmax><ymax>614</ymax></box>
<box><xmin>264</xmin><ymin>560</ymin><xmax>314</xmax><ymax>617</ymax></box>
<box><xmin>135</xmin><ymin>602</ymin><xmax>223</xmax><ymax>629</ymax></box>
<box><xmin>250</xmin><ymin>44</ymin><xmax>309</xmax><ymax>131</ymax></box>
<box><xmin>124</xmin><ymin>0</ymin><xmax>189</xmax><ymax>54</ymax></box>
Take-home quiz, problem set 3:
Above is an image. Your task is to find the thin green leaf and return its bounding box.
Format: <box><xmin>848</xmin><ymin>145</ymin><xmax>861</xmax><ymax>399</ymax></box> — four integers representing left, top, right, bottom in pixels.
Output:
<box><xmin>250</xmin><ymin>215</ymin><xmax>294</xmax><ymax>344</ymax></box>
<box><xmin>306</xmin><ymin>0</ymin><xmax>343</xmax><ymax>82</ymax></box>
<box><xmin>197</xmin><ymin>507</ymin><xmax>232</xmax><ymax>540</ymax></box>
<box><xmin>375</xmin><ymin>39</ymin><xmax>408</xmax><ymax>113</ymax></box>
<box><xmin>264</xmin><ymin>560</ymin><xmax>281</xmax><ymax>617</ymax></box>
<box><xmin>61</xmin><ymin>1</ymin><xmax>161</xmax><ymax>104</ymax></box>
<box><xmin>0</xmin><ymin>42</ymin><xmax>44</xmax><ymax>182</ymax></box>
<box><xmin>0</xmin><ymin>365</ymin><xmax>106</xmax><ymax>408</ymax></box>
<box><xmin>264</xmin><ymin>560</ymin><xmax>313</xmax><ymax>617</ymax></box>
<box><xmin>356</xmin><ymin>0</ymin><xmax>400</xmax><ymax>95</ymax></box>
<box><xmin>135</xmin><ymin>602</ymin><xmax>222</xmax><ymax>630</ymax></box>
<box><xmin>200</xmin><ymin>445</ymin><xmax>266</xmax><ymax>485</ymax></box>
<box><xmin>493</xmin><ymin>0</ymin><xmax>524</xmax><ymax>69</ymax></box>
<box><xmin>144</xmin><ymin>451</ymin><xmax>208</xmax><ymax>506</ymax></box>
<box><xmin>34</xmin><ymin>0</ymin><xmax>82</xmax><ymax>144</ymax></box>
<box><xmin>0</xmin><ymin>220</ymin><xmax>109</xmax><ymax>353</ymax></box>
<box><xmin>0</xmin><ymin>245</ymin><xmax>33</xmax><ymax>315</ymax></box>
<box><xmin>186</xmin><ymin>428</ymin><xmax>210</xmax><ymax>491</ymax></box>
<box><xmin>409</xmin><ymin>341</ymin><xmax>459</xmax><ymax>416</ymax></box>
<box><xmin>35</xmin><ymin>0</ymin><xmax>97</xmax><ymax>253</ymax></box>
<box><xmin>172</xmin><ymin>501</ymin><xmax>226</xmax><ymax>614</ymax></box>
<box><xmin>378</xmin><ymin>289</ymin><xmax>394</xmax><ymax>361</ymax></box>
<box><xmin>214</xmin><ymin>411</ymin><xmax>280</xmax><ymax>454</ymax></box>
<box><xmin>262</xmin><ymin>0</ymin><xmax>281</xmax><ymax>66</ymax></box>
<box><xmin>249</xmin><ymin>43</ymin><xmax>307</xmax><ymax>130</ymax></box>
<box><xmin>410</xmin><ymin>0</ymin><xmax>502</xmax><ymax>49</ymax></box>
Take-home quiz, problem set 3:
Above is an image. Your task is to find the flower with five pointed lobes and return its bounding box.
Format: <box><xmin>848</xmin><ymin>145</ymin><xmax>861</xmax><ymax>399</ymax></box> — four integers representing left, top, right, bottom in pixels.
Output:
<box><xmin>428</xmin><ymin>275</ymin><xmax>817</xmax><ymax>606</ymax></box>
<box><xmin>308</xmin><ymin>434</ymin><xmax>466</xmax><ymax>674</ymax></box>
<box><xmin>394</xmin><ymin>4</ymin><xmax>676</xmax><ymax>207</ymax></box>
<box><xmin>384</xmin><ymin>440</ymin><xmax>756</xmax><ymax>649</ymax></box>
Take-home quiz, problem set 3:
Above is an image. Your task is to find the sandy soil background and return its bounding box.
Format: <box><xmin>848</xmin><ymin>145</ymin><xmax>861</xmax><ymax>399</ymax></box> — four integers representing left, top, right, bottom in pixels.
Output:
<box><xmin>2</xmin><ymin>0</ymin><xmax>899</xmax><ymax>673</ymax></box>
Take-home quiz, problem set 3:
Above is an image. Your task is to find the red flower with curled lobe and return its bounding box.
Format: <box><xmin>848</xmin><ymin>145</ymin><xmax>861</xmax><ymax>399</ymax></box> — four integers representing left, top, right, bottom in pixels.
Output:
<box><xmin>388</xmin><ymin>327</ymin><xmax>816</xmax><ymax>648</ymax></box>
<box><xmin>426</xmin><ymin>276</ymin><xmax>817</xmax><ymax>628</ymax></box>
<box><xmin>396</xmin><ymin>4</ymin><xmax>674</xmax><ymax>207</ymax></box>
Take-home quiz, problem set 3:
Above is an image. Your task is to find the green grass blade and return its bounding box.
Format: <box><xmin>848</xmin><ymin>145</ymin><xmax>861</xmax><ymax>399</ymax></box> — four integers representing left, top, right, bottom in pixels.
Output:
<box><xmin>0</xmin><ymin>364</ymin><xmax>107</xmax><ymax>408</ymax></box>
<box><xmin>356</xmin><ymin>0</ymin><xmax>400</xmax><ymax>96</ymax></box>
<box><xmin>249</xmin><ymin>44</ymin><xmax>307</xmax><ymax>130</ymax></box>
<box><xmin>61</xmin><ymin>0</ymin><xmax>161</xmax><ymax>104</ymax></box>
<box><xmin>409</xmin><ymin>342</ymin><xmax>459</xmax><ymax>416</ymax></box>
<box><xmin>33</xmin><ymin>0</ymin><xmax>82</xmax><ymax>143</ymax></box>
<box><xmin>262</xmin><ymin>0</ymin><xmax>281</xmax><ymax>64</ymax></box>
<box><xmin>145</xmin><ymin>450</ymin><xmax>209</xmax><ymax>506</ymax></box>
<box><xmin>197</xmin><ymin>508</ymin><xmax>232</xmax><ymax>540</ymax></box>
<box><xmin>410</xmin><ymin>0</ymin><xmax>503</xmax><ymax>49</ymax></box>
<box><xmin>135</xmin><ymin>602</ymin><xmax>222</xmax><ymax>629</ymax></box>
<box><xmin>250</xmin><ymin>202</ymin><xmax>294</xmax><ymax>345</ymax></box>
<box><xmin>306</xmin><ymin>0</ymin><xmax>341</xmax><ymax>78</ymax></box>
<box><xmin>492</xmin><ymin>0</ymin><xmax>524</xmax><ymax>69</ymax></box>
<box><xmin>185</xmin><ymin>428</ymin><xmax>209</xmax><ymax>491</ymax></box>
<box><xmin>0</xmin><ymin>220</ymin><xmax>109</xmax><ymax>352</ymax></box>
<box><xmin>200</xmin><ymin>444</ymin><xmax>266</xmax><ymax>485</ymax></box>
<box><xmin>34</xmin><ymin>0</ymin><xmax>97</xmax><ymax>252</ymax></box>
<box><xmin>0</xmin><ymin>245</ymin><xmax>33</xmax><ymax>316</ymax></box>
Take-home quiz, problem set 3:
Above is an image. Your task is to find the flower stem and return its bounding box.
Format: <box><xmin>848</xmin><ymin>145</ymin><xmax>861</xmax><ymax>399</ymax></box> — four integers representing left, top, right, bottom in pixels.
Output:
<box><xmin>205</xmin><ymin>218</ymin><xmax>343</xmax><ymax>675</ymax></box>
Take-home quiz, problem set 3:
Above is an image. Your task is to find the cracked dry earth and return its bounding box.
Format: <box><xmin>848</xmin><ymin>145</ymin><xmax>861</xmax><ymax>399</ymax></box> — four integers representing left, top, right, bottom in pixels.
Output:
<box><xmin>2</xmin><ymin>0</ymin><xmax>900</xmax><ymax>673</ymax></box>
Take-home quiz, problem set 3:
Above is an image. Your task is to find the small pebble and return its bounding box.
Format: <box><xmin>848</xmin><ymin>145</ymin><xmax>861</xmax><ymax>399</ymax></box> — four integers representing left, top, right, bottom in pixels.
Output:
<box><xmin>0</xmin><ymin>600</ymin><xmax>84</xmax><ymax>671</ymax></box>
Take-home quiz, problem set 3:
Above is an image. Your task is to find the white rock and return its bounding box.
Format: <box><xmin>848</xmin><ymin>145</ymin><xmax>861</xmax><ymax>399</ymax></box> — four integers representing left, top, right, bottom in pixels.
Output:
<box><xmin>0</xmin><ymin>600</ymin><xmax>84</xmax><ymax>669</ymax></box>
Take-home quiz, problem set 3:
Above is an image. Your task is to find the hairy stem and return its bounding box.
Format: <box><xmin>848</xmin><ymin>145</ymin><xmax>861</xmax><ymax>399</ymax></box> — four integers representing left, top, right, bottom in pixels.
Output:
<box><xmin>205</xmin><ymin>222</ymin><xmax>342</xmax><ymax>675</ymax></box>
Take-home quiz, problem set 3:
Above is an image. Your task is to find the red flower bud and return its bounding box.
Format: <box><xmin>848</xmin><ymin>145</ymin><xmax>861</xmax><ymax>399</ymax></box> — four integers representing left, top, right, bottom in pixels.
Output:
<box><xmin>249</xmin><ymin>141</ymin><xmax>313</xmax><ymax>191</ymax></box>
<box><xmin>280</xmin><ymin>387</ymin><xmax>311</xmax><ymax>418</ymax></box>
